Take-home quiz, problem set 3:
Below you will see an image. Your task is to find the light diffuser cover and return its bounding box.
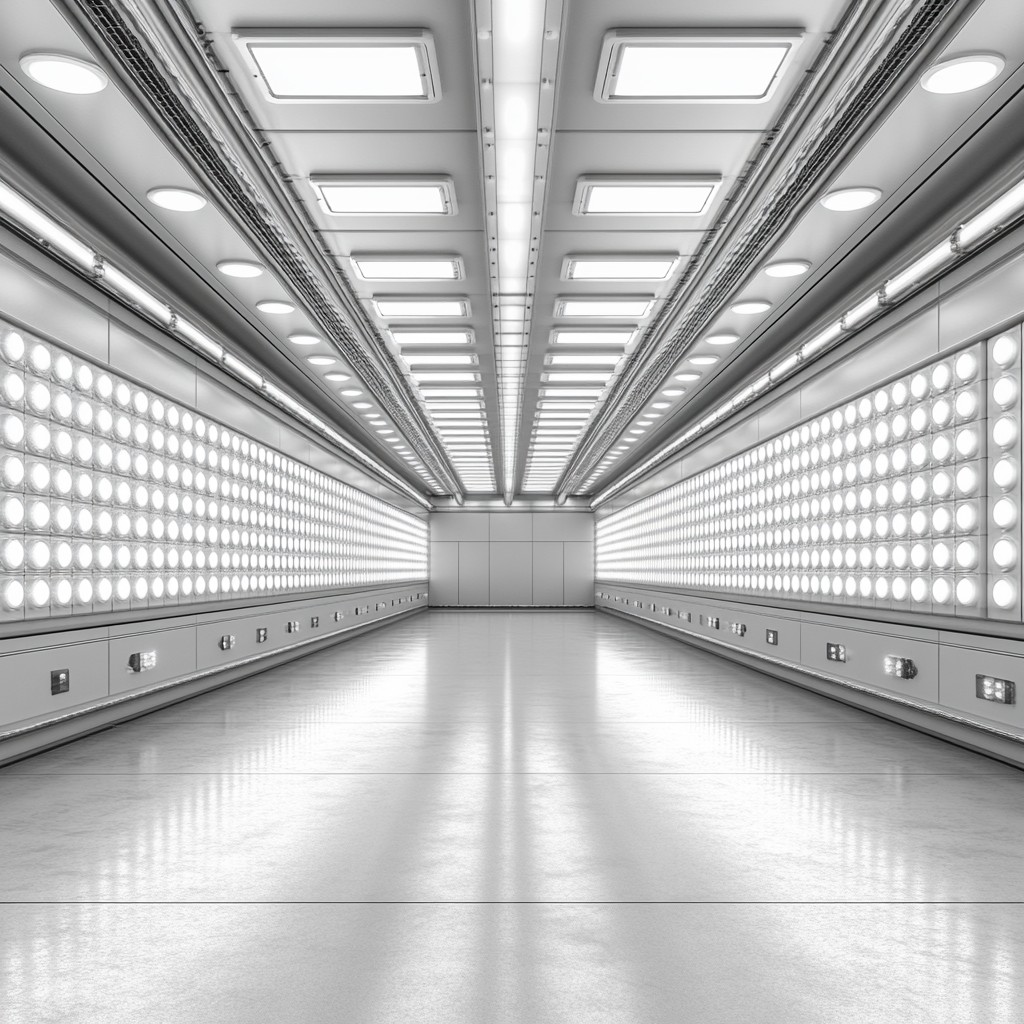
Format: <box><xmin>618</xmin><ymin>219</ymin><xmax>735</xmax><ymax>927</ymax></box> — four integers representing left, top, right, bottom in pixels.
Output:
<box><xmin>310</xmin><ymin>177</ymin><xmax>456</xmax><ymax>216</ymax></box>
<box><xmin>574</xmin><ymin>176</ymin><xmax>721</xmax><ymax>216</ymax></box>
<box><xmin>595</xmin><ymin>30</ymin><xmax>802</xmax><ymax>102</ymax></box>
<box><xmin>234</xmin><ymin>30</ymin><xmax>440</xmax><ymax>102</ymax></box>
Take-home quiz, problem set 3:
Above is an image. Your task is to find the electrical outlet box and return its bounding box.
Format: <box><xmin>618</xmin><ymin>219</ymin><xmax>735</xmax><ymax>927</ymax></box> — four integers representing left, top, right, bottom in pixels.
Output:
<box><xmin>680</xmin><ymin>611</ymin><xmax>691</xmax><ymax>623</ymax></box>
<box><xmin>127</xmin><ymin>651</ymin><xmax>157</xmax><ymax>673</ymax></box>
<box><xmin>826</xmin><ymin>642</ymin><xmax>847</xmax><ymax>663</ymax></box>
<box><xmin>287</xmin><ymin>620</ymin><xmax>299</xmax><ymax>633</ymax></box>
<box><xmin>310</xmin><ymin>616</ymin><xmax>319</xmax><ymax>628</ymax></box>
<box><xmin>976</xmin><ymin>674</ymin><xmax>1015</xmax><ymax>704</ymax></box>
<box><xmin>50</xmin><ymin>668</ymin><xmax>69</xmax><ymax>695</ymax></box>
<box><xmin>766</xmin><ymin>629</ymin><xmax>779</xmax><ymax>646</ymax></box>
<box><xmin>334</xmin><ymin>611</ymin><xmax>343</xmax><ymax>622</ymax></box>
<box><xmin>730</xmin><ymin>622</ymin><xmax>746</xmax><ymax>637</ymax></box>
<box><xmin>704</xmin><ymin>615</ymin><xmax>720</xmax><ymax>630</ymax></box>
<box><xmin>883</xmin><ymin>655</ymin><xmax>918</xmax><ymax>680</ymax></box>
<box><xmin>256</xmin><ymin>627</ymin><xmax>268</xmax><ymax>644</ymax></box>
<box><xmin>219</xmin><ymin>634</ymin><xmax>236</xmax><ymax>651</ymax></box>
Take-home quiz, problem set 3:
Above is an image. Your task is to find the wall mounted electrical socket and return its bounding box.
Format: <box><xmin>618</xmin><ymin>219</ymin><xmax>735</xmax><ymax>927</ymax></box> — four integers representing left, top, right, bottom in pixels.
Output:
<box><xmin>256</xmin><ymin>627</ymin><xmax>268</xmax><ymax>644</ymax></box>
<box><xmin>766</xmin><ymin>629</ymin><xmax>779</xmax><ymax>646</ymax></box>
<box><xmin>730</xmin><ymin>622</ymin><xmax>747</xmax><ymax>637</ymax></box>
<box><xmin>883</xmin><ymin>655</ymin><xmax>917</xmax><ymax>680</ymax></box>
<box><xmin>334</xmin><ymin>611</ymin><xmax>344</xmax><ymax>622</ymax></box>
<box><xmin>127</xmin><ymin>651</ymin><xmax>157</xmax><ymax>673</ymax></box>
<box><xmin>310</xmin><ymin>616</ymin><xmax>319</xmax><ymax>628</ymax></box>
<box><xmin>50</xmin><ymin>668</ymin><xmax>69</xmax><ymax>695</ymax></box>
<box><xmin>976</xmin><ymin>674</ymin><xmax>1015</xmax><ymax>704</ymax></box>
<box><xmin>826</xmin><ymin>642</ymin><xmax>847</xmax><ymax>663</ymax></box>
<box><xmin>286</xmin><ymin>621</ymin><xmax>299</xmax><ymax>633</ymax></box>
<box><xmin>704</xmin><ymin>615</ymin><xmax>720</xmax><ymax>630</ymax></box>
<box><xmin>219</xmin><ymin>635</ymin><xmax>236</xmax><ymax>651</ymax></box>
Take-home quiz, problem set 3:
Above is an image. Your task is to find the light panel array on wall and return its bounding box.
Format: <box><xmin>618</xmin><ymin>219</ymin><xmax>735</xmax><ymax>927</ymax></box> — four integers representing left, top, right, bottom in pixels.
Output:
<box><xmin>0</xmin><ymin>324</ymin><xmax>428</xmax><ymax>620</ymax></box>
<box><xmin>595</xmin><ymin>338</ymin><xmax>1016</xmax><ymax>616</ymax></box>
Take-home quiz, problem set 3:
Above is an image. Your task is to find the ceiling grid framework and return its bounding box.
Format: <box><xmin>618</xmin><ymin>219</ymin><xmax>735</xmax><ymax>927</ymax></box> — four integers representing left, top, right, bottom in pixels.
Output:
<box><xmin>4</xmin><ymin>0</ymin><xmax>1022</xmax><ymax>506</ymax></box>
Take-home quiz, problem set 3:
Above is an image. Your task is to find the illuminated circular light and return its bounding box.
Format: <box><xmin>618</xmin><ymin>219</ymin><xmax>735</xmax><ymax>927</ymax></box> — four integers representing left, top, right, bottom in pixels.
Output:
<box><xmin>820</xmin><ymin>187</ymin><xmax>881</xmax><ymax>211</ymax></box>
<box><xmin>29</xmin><ymin>579</ymin><xmax>50</xmax><ymax>608</ymax></box>
<box><xmin>921</xmin><ymin>54</ymin><xmax>1004</xmax><ymax>94</ymax></box>
<box><xmin>763</xmin><ymin>260</ymin><xmax>810</xmax><ymax>278</ymax></box>
<box><xmin>956</xmin><ymin>465</ymin><xmax>979</xmax><ymax>495</ymax></box>
<box><xmin>932</xmin><ymin>471</ymin><xmax>952</xmax><ymax>498</ymax></box>
<box><xmin>20</xmin><ymin>52</ymin><xmax>108</xmax><ymax>94</ymax></box>
<box><xmin>993</xmin><ymin>458</ymin><xmax>1017</xmax><ymax>490</ymax></box>
<box><xmin>932</xmin><ymin>507</ymin><xmax>952</xmax><ymax>533</ymax></box>
<box><xmin>705</xmin><ymin>333</ymin><xmax>739</xmax><ymax>346</ymax></box>
<box><xmin>955</xmin><ymin>428</ymin><xmax>978</xmax><ymax>458</ymax></box>
<box><xmin>324</xmin><ymin>373</ymin><xmax>352</xmax><ymax>383</ymax></box>
<box><xmin>931</xmin><ymin>435</ymin><xmax>952</xmax><ymax>462</ymax></box>
<box><xmin>661</xmin><ymin>389</ymin><xmax>685</xmax><ymax>397</ymax></box>
<box><xmin>147</xmin><ymin>187</ymin><xmax>207</xmax><ymax>212</ymax></box>
<box><xmin>217</xmin><ymin>260</ymin><xmax>264</xmax><ymax>278</ymax></box>
<box><xmin>931</xmin><ymin>398</ymin><xmax>952</xmax><ymax>427</ymax></box>
<box><xmin>954</xmin><ymin>391</ymin><xmax>977</xmax><ymax>419</ymax></box>
<box><xmin>993</xmin><ymin>375</ymin><xmax>1018</xmax><ymax>407</ymax></box>
<box><xmin>288</xmin><ymin>334</ymin><xmax>320</xmax><ymax>346</ymax></box>
<box><xmin>731</xmin><ymin>300</ymin><xmax>771</xmax><ymax>315</ymax></box>
<box><xmin>956</xmin><ymin>578</ymin><xmax>978</xmax><ymax>606</ymax></box>
<box><xmin>954</xmin><ymin>351</ymin><xmax>978</xmax><ymax>381</ymax></box>
<box><xmin>932</xmin><ymin>364</ymin><xmax>952</xmax><ymax>391</ymax></box>
<box><xmin>256</xmin><ymin>300</ymin><xmax>295</xmax><ymax>315</ymax></box>
<box><xmin>674</xmin><ymin>373</ymin><xmax>700</xmax><ymax>382</ymax></box>
<box><xmin>341</xmin><ymin>390</ymin><xmax>364</xmax><ymax>399</ymax></box>
<box><xmin>307</xmin><ymin>357</ymin><xmax>336</xmax><ymax>366</ymax></box>
<box><xmin>892</xmin><ymin>576</ymin><xmax>909</xmax><ymax>601</ymax></box>
<box><xmin>2</xmin><ymin>332</ymin><xmax>26</xmax><ymax>363</ymax></box>
<box><xmin>910</xmin><ymin>577</ymin><xmax>928</xmax><ymax>603</ymax></box>
<box><xmin>993</xmin><ymin>578</ymin><xmax>1017</xmax><ymax>609</ymax></box>
<box><xmin>993</xmin><ymin>496</ymin><xmax>1018</xmax><ymax>529</ymax></box>
<box><xmin>76</xmin><ymin>579</ymin><xmax>94</xmax><ymax>604</ymax></box>
<box><xmin>993</xmin><ymin>334</ymin><xmax>1018</xmax><ymax>367</ymax></box>
<box><xmin>956</xmin><ymin>540</ymin><xmax>979</xmax><ymax>569</ymax></box>
<box><xmin>993</xmin><ymin>538</ymin><xmax>1018</xmax><ymax>569</ymax></box>
<box><xmin>2</xmin><ymin>372</ymin><xmax>25</xmax><ymax>405</ymax></box>
<box><xmin>932</xmin><ymin>578</ymin><xmax>952</xmax><ymax>605</ymax></box>
<box><xmin>992</xmin><ymin>416</ymin><xmax>1018</xmax><ymax>448</ymax></box>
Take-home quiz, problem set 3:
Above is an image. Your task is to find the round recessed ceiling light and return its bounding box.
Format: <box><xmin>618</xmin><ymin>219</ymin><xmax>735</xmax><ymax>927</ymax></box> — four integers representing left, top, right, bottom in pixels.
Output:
<box><xmin>820</xmin><ymin>187</ymin><xmax>881</xmax><ymax>212</ymax></box>
<box><xmin>705</xmin><ymin>332</ymin><xmax>740</xmax><ymax>346</ymax></box>
<box><xmin>341</xmin><ymin>390</ymin><xmax>364</xmax><ymax>398</ymax></box>
<box><xmin>21</xmin><ymin>52</ymin><xmax>108</xmax><ymax>94</ymax></box>
<box><xmin>764</xmin><ymin>260</ymin><xmax>810</xmax><ymax>278</ymax></box>
<box><xmin>731</xmin><ymin>300</ymin><xmax>771</xmax><ymax>315</ymax></box>
<box><xmin>652</xmin><ymin>402</ymin><xmax>670</xmax><ymax>409</ymax></box>
<box><xmin>146</xmin><ymin>187</ymin><xmax>206</xmax><ymax>212</ymax></box>
<box><xmin>256</xmin><ymin>300</ymin><xmax>295</xmax><ymax>315</ymax></box>
<box><xmin>287</xmin><ymin>334</ymin><xmax>320</xmax><ymax>346</ymax></box>
<box><xmin>661</xmin><ymin>389</ymin><xmax>685</xmax><ymax>397</ymax></box>
<box><xmin>921</xmin><ymin>54</ymin><xmax>1004</xmax><ymax>94</ymax></box>
<box><xmin>324</xmin><ymin>372</ymin><xmax>352</xmax><ymax>382</ymax></box>
<box><xmin>674</xmin><ymin>373</ymin><xmax>700</xmax><ymax>382</ymax></box>
<box><xmin>307</xmin><ymin>356</ymin><xmax>336</xmax><ymax>366</ymax></box>
<box><xmin>689</xmin><ymin>356</ymin><xmax>719</xmax><ymax>366</ymax></box>
<box><xmin>217</xmin><ymin>260</ymin><xmax>264</xmax><ymax>278</ymax></box>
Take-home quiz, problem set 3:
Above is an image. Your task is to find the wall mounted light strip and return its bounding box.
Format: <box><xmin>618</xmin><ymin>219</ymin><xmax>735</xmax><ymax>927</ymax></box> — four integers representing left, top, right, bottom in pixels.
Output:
<box><xmin>0</xmin><ymin>176</ymin><xmax>432</xmax><ymax>509</ymax></box>
<box><xmin>589</xmin><ymin>174</ymin><xmax>1024</xmax><ymax>509</ymax></box>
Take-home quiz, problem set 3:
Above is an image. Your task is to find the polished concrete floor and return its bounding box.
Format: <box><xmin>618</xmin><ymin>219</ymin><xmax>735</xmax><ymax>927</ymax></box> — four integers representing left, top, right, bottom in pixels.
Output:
<box><xmin>1</xmin><ymin>610</ymin><xmax>1023</xmax><ymax>1023</ymax></box>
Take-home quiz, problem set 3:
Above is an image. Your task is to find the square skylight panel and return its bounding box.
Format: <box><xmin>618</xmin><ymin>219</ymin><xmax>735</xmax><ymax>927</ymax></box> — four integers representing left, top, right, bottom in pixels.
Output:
<box><xmin>353</xmin><ymin>256</ymin><xmax>462</xmax><ymax>280</ymax></box>
<box><xmin>596</xmin><ymin>31</ymin><xmax>801</xmax><ymax>103</ymax></box>
<box><xmin>235</xmin><ymin>31</ymin><xmax>440</xmax><ymax>101</ymax></box>
<box><xmin>311</xmin><ymin>177</ymin><xmax>456</xmax><ymax>216</ymax></box>
<box><xmin>564</xmin><ymin>256</ymin><xmax>677</xmax><ymax>280</ymax></box>
<box><xmin>575</xmin><ymin>177</ymin><xmax>721</xmax><ymax>216</ymax></box>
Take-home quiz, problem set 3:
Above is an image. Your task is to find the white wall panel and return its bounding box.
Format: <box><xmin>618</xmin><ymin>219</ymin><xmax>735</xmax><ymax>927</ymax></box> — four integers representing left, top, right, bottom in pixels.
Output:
<box><xmin>458</xmin><ymin>542</ymin><xmax>490</xmax><ymax>604</ymax></box>
<box><xmin>489</xmin><ymin>512</ymin><xmax>532</xmax><ymax>541</ymax></box>
<box><xmin>429</xmin><ymin>543</ymin><xmax>459</xmax><ymax>605</ymax></box>
<box><xmin>563</xmin><ymin>543</ymin><xmax>596</xmax><ymax>606</ymax></box>
<box><xmin>533</xmin><ymin>512</ymin><xmax>593</xmax><ymax>542</ymax></box>
<box><xmin>489</xmin><ymin>542</ymin><xmax>533</xmax><ymax>604</ymax></box>
<box><xmin>532</xmin><ymin>543</ymin><xmax>564</xmax><ymax>604</ymax></box>
<box><xmin>432</xmin><ymin>514</ymin><xmax>489</xmax><ymax>542</ymax></box>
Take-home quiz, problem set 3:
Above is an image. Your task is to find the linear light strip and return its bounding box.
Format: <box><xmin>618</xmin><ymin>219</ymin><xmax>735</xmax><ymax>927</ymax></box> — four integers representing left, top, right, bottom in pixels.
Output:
<box><xmin>589</xmin><ymin>175</ymin><xmax>1024</xmax><ymax>509</ymax></box>
<box><xmin>0</xmin><ymin>176</ymin><xmax>432</xmax><ymax>509</ymax></box>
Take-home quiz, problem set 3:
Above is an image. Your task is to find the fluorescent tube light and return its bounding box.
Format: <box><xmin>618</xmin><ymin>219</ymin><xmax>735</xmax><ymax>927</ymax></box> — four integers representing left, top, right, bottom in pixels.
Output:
<box><xmin>575</xmin><ymin>176</ymin><xmax>721</xmax><ymax>215</ymax></box>
<box><xmin>596</xmin><ymin>31</ymin><xmax>800</xmax><ymax>102</ymax></box>
<box><xmin>413</xmin><ymin>372</ymin><xmax>478</xmax><ymax>382</ymax></box>
<box><xmin>549</xmin><ymin>354</ymin><xmax>621</xmax><ymax>365</ymax></box>
<box><xmin>235</xmin><ymin>31</ymin><xmax>439</xmax><ymax>101</ymax></box>
<box><xmin>375</xmin><ymin>299</ymin><xmax>468</xmax><ymax>318</ymax></box>
<box><xmin>551</xmin><ymin>330</ymin><xmax>634</xmax><ymax>346</ymax></box>
<box><xmin>564</xmin><ymin>255</ymin><xmax>676</xmax><ymax>279</ymax></box>
<box><xmin>403</xmin><ymin>354</ymin><xmax>475</xmax><ymax>366</ymax></box>
<box><xmin>352</xmin><ymin>256</ymin><xmax>461</xmax><ymax>280</ymax></box>
<box><xmin>310</xmin><ymin>177</ymin><xmax>456</xmax><ymax>215</ymax></box>
<box><xmin>545</xmin><ymin>372</ymin><xmax>612</xmax><ymax>382</ymax></box>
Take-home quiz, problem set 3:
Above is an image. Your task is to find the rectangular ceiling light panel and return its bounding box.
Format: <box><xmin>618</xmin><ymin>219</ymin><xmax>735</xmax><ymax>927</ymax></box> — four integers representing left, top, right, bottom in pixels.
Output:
<box><xmin>311</xmin><ymin>177</ymin><xmax>456</xmax><ymax>216</ymax></box>
<box><xmin>564</xmin><ymin>255</ymin><xmax>677</xmax><ymax>280</ymax></box>
<box><xmin>235</xmin><ymin>30</ymin><xmax>440</xmax><ymax>102</ymax></box>
<box><xmin>391</xmin><ymin>330</ymin><xmax>473</xmax><ymax>346</ymax></box>
<box><xmin>352</xmin><ymin>256</ymin><xmax>463</xmax><ymax>280</ymax></box>
<box><xmin>375</xmin><ymin>298</ymin><xmax>469</xmax><ymax>318</ymax></box>
<box><xmin>556</xmin><ymin>297</ymin><xmax>652</xmax><ymax>318</ymax></box>
<box><xmin>595</xmin><ymin>30</ymin><xmax>801</xmax><ymax>102</ymax></box>
<box><xmin>551</xmin><ymin>330</ymin><xmax>634</xmax><ymax>346</ymax></box>
<box><xmin>574</xmin><ymin>177</ymin><xmax>721</xmax><ymax>216</ymax></box>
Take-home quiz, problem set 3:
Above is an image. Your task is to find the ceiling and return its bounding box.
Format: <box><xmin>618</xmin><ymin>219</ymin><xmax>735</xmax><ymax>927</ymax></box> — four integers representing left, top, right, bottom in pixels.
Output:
<box><xmin>1</xmin><ymin>0</ymin><xmax>1023</xmax><ymax>506</ymax></box>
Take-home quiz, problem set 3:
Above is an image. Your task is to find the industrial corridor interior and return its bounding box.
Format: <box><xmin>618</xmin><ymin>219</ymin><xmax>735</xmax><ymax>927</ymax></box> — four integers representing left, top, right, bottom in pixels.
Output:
<box><xmin>3</xmin><ymin>0</ymin><xmax>1024</xmax><ymax>1020</ymax></box>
